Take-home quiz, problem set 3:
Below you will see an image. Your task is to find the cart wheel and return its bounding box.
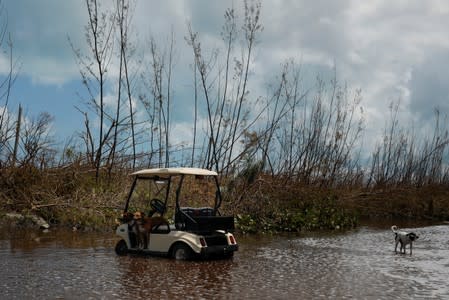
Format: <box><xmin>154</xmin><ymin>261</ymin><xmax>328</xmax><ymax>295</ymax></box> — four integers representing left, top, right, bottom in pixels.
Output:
<box><xmin>115</xmin><ymin>239</ymin><xmax>128</xmax><ymax>256</ymax></box>
<box><xmin>172</xmin><ymin>243</ymin><xmax>193</xmax><ymax>260</ymax></box>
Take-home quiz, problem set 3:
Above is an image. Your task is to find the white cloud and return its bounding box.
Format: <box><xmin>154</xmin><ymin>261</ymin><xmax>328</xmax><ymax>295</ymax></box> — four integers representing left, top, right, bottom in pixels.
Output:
<box><xmin>408</xmin><ymin>51</ymin><xmax>449</xmax><ymax>121</ymax></box>
<box><xmin>3</xmin><ymin>0</ymin><xmax>87</xmax><ymax>85</ymax></box>
<box><xmin>171</xmin><ymin>121</ymin><xmax>195</xmax><ymax>146</ymax></box>
<box><xmin>0</xmin><ymin>53</ymin><xmax>12</xmax><ymax>76</ymax></box>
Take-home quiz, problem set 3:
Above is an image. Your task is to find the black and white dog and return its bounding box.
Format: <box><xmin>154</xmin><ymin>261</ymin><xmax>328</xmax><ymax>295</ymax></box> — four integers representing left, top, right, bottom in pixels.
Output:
<box><xmin>391</xmin><ymin>225</ymin><xmax>419</xmax><ymax>255</ymax></box>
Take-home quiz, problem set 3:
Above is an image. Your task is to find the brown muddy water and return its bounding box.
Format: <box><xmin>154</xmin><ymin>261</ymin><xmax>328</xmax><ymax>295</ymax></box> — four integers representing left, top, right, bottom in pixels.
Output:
<box><xmin>1</xmin><ymin>221</ymin><xmax>449</xmax><ymax>299</ymax></box>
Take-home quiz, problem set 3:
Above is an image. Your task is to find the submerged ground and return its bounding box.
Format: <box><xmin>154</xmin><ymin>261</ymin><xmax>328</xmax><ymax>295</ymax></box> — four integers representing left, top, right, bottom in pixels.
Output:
<box><xmin>1</xmin><ymin>220</ymin><xmax>448</xmax><ymax>299</ymax></box>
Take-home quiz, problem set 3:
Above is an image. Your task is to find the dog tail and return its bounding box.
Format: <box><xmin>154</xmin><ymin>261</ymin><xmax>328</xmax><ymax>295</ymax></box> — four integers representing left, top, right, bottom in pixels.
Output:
<box><xmin>391</xmin><ymin>225</ymin><xmax>398</xmax><ymax>233</ymax></box>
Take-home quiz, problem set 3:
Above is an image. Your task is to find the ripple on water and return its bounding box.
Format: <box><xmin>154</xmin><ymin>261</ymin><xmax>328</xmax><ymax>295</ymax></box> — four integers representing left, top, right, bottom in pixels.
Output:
<box><xmin>1</xmin><ymin>225</ymin><xmax>449</xmax><ymax>299</ymax></box>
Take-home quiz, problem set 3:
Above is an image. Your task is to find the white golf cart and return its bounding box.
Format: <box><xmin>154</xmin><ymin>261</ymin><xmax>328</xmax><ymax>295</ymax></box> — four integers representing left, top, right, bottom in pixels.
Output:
<box><xmin>114</xmin><ymin>167</ymin><xmax>238</xmax><ymax>260</ymax></box>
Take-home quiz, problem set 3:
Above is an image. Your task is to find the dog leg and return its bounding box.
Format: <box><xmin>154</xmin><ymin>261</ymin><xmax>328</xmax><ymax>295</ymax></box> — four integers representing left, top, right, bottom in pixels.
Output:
<box><xmin>394</xmin><ymin>240</ymin><xmax>399</xmax><ymax>253</ymax></box>
<box><xmin>397</xmin><ymin>241</ymin><xmax>403</xmax><ymax>254</ymax></box>
<box><xmin>135</xmin><ymin>235</ymin><xmax>140</xmax><ymax>249</ymax></box>
<box><xmin>409</xmin><ymin>243</ymin><xmax>412</xmax><ymax>256</ymax></box>
<box><xmin>137</xmin><ymin>233</ymin><xmax>142</xmax><ymax>249</ymax></box>
<box><xmin>141</xmin><ymin>232</ymin><xmax>147</xmax><ymax>249</ymax></box>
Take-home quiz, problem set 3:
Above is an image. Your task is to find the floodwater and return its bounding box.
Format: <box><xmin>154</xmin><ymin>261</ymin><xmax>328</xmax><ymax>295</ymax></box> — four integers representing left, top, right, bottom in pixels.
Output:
<box><xmin>1</xmin><ymin>221</ymin><xmax>449</xmax><ymax>299</ymax></box>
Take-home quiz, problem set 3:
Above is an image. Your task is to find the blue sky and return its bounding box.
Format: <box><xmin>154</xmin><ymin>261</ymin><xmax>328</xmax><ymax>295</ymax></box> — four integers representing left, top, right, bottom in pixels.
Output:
<box><xmin>2</xmin><ymin>0</ymin><xmax>449</xmax><ymax>153</ymax></box>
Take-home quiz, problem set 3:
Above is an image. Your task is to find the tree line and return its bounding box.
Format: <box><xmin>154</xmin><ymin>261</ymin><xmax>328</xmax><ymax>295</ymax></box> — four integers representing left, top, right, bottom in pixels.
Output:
<box><xmin>1</xmin><ymin>0</ymin><xmax>449</xmax><ymax>190</ymax></box>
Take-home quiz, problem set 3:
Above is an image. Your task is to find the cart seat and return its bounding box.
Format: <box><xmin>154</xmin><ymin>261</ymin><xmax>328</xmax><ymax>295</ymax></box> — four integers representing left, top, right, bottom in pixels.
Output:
<box><xmin>180</xmin><ymin>207</ymin><xmax>215</xmax><ymax>217</ymax></box>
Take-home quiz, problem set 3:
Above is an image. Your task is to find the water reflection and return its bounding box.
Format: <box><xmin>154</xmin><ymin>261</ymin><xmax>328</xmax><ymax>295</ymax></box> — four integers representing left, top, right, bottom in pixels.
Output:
<box><xmin>1</xmin><ymin>224</ymin><xmax>449</xmax><ymax>299</ymax></box>
<box><xmin>113</xmin><ymin>257</ymin><xmax>234</xmax><ymax>299</ymax></box>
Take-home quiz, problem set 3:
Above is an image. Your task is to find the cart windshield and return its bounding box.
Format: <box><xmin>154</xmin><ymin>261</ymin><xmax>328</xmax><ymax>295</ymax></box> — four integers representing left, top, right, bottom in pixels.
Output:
<box><xmin>177</xmin><ymin>175</ymin><xmax>218</xmax><ymax>209</ymax></box>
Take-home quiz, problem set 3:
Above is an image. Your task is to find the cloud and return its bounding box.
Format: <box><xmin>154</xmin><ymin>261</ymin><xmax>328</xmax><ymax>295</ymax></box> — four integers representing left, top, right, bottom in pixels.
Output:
<box><xmin>4</xmin><ymin>0</ymin><xmax>87</xmax><ymax>85</ymax></box>
<box><xmin>408</xmin><ymin>50</ymin><xmax>449</xmax><ymax>122</ymax></box>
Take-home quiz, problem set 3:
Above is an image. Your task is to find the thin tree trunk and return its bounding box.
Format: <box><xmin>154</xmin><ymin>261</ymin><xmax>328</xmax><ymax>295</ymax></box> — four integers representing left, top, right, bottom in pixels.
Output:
<box><xmin>12</xmin><ymin>104</ymin><xmax>21</xmax><ymax>166</ymax></box>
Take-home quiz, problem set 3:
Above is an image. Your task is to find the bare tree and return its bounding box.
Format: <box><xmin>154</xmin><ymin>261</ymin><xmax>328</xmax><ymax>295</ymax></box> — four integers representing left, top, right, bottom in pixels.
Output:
<box><xmin>139</xmin><ymin>32</ymin><xmax>175</xmax><ymax>168</ymax></box>
<box><xmin>0</xmin><ymin>2</ymin><xmax>19</xmax><ymax>165</ymax></box>
<box><xmin>191</xmin><ymin>54</ymin><xmax>198</xmax><ymax>167</ymax></box>
<box><xmin>107</xmin><ymin>0</ymin><xmax>126</xmax><ymax>175</ymax></box>
<box><xmin>367</xmin><ymin>102</ymin><xmax>449</xmax><ymax>188</ymax></box>
<box><xmin>245</xmin><ymin>65</ymin><xmax>365</xmax><ymax>187</ymax></box>
<box><xmin>214</xmin><ymin>7</ymin><xmax>237</xmax><ymax>170</ymax></box>
<box><xmin>225</xmin><ymin>0</ymin><xmax>262</xmax><ymax>172</ymax></box>
<box><xmin>185</xmin><ymin>0</ymin><xmax>263</xmax><ymax>174</ymax></box>
<box><xmin>186</xmin><ymin>24</ymin><xmax>219</xmax><ymax>171</ymax></box>
<box><xmin>165</xmin><ymin>30</ymin><xmax>175</xmax><ymax>167</ymax></box>
<box><xmin>118</xmin><ymin>0</ymin><xmax>137</xmax><ymax>170</ymax></box>
<box><xmin>19</xmin><ymin>112</ymin><xmax>54</xmax><ymax>167</ymax></box>
<box><xmin>70</xmin><ymin>0</ymin><xmax>115</xmax><ymax>180</ymax></box>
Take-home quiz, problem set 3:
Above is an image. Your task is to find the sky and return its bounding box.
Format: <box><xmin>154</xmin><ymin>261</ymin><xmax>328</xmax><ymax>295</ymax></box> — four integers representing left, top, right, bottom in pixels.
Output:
<box><xmin>1</xmin><ymin>0</ymin><xmax>449</xmax><ymax>157</ymax></box>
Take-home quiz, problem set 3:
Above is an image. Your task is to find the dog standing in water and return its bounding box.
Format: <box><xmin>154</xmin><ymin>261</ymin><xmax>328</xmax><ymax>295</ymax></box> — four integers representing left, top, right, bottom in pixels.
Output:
<box><xmin>391</xmin><ymin>225</ymin><xmax>419</xmax><ymax>255</ymax></box>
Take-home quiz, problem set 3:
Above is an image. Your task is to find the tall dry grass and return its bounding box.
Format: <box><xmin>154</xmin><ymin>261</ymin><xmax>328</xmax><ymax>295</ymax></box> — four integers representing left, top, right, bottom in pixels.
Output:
<box><xmin>1</xmin><ymin>163</ymin><xmax>448</xmax><ymax>233</ymax></box>
<box><xmin>0</xmin><ymin>165</ymin><xmax>130</xmax><ymax>230</ymax></box>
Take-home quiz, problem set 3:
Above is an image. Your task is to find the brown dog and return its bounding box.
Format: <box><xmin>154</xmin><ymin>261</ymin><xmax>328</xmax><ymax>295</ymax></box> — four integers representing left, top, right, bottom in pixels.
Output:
<box><xmin>133</xmin><ymin>211</ymin><xmax>169</xmax><ymax>249</ymax></box>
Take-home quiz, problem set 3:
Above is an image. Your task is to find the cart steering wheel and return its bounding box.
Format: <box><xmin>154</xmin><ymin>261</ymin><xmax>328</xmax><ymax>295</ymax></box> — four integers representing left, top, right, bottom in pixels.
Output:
<box><xmin>150</xmin><ymin>198</ymin><xmax>166</xmax><ymax>215</ymax></box>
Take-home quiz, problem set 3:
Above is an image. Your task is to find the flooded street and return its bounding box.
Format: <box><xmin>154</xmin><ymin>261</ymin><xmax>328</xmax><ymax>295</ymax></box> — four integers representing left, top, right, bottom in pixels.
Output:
<box><xmin>1</xmin><ymin>222</ymin><xmax>449</xmax><ymax>299</ymax></box>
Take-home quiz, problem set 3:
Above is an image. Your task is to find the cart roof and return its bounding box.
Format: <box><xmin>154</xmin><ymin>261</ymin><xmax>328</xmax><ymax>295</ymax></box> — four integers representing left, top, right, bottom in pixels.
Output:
<box><xmin>131</xmin><ymin>167</ymin><xmax>218</xmax><ymax>177</ymax></box>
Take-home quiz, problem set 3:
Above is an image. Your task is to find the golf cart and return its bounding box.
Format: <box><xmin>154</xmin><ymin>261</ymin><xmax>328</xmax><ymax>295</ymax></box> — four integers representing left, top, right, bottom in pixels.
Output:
<box><xmin>114</xmin><ymin>167</ymin><xmax>238</xmax><ymax>260</ymax></box>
